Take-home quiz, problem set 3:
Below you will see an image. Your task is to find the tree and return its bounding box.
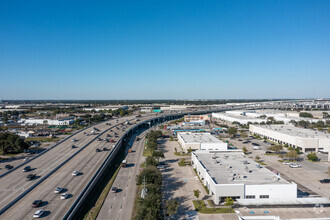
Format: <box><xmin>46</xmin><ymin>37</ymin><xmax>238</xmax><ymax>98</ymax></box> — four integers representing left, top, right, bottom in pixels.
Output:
<box><xmin>165</xmin><ymin>199</ymin><xmax>179</xmax><ymax>217</ymax></box>
<box><xmin>307</xmin><ymin>152</ymin><xmax>318</xmax><ymax>161</ymax></box>
<box><xmin>152</xmin><ymin>150</ymin><xmax>164</xmax><ymax>162</ymax></box>
<box><xmin>146</xmin><ymin>156</ymin><xmax>157</xmax><ymax>167</ymax></box>
<box><xmin>242</xmin><ymin>147</ymin><xmax>248</xmax><ymax>154</ymax></box>
<box><xmin>228</xmin><ymin>127</ymin><xmax>237</xmax><ymax>137</ymax></box>
<box><xmin>193</xmin><ymin>189</ymin><xmax>200</xmax><ymax>198</ymax></box>
<box><xmin>286</xmin><ymin>150</ymin><xmax>298</xmax><ymax>161</ymax></box>
<box><xmin>269</xmin><ymin>145</ymin><xmax>283</xmax><ymax>154</ymax></box>
<box><xmin>136</xmin><ymin>166</ymin><xmax>162</xmax><ymax>185</ymax></box>
<box><xmin>255</xmin><ymin>156</ymin><xmax>261</xmax><ymax>161</ymax></box>
<box><xmin>225</xmin><ymin>197</ymin><xmax>234</xmax><ymax>207</ymax></box>
<box><xmin>299</xmin><ymin>112</ymin><xmax>313</xmax><ymax>118</ymax></box>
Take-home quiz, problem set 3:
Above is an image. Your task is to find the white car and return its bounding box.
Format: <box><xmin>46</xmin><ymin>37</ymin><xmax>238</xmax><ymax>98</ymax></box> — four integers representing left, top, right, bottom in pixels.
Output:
<box><xmin>71</xmin><ymin>138</ymin><xmax>78</xmax><ymax>142</ymax></box>
<box><xmin>72</xmin><ymin>171</ymin><xmax>79</xmax><ymax>176</ymax></box>
<box><xmin>252</xmin><ymin>146</ymin><xmax>261</xmax><ymax>150</ymax></box>
<box><xmin>33</xmin><ymin>209</ymin><xmax>44</xmax><ymax>218</ymax></box>
<box><xmin>282</xmin><ymin>161</ymin><xmax>291</xmax><ymax>165</ymax></box>
<box><xmin>54</xmin><ymin>187</ymin><xmax>63</xmax><ymax>194</ymax></box>
<box><xmin>289</xmin><ymin>163</ymin><xmax>301</xmax><ymax>168</ymax></box>
<box><xmin>61</xmin><ymin>193</ymin><xmax>69</xmax><ymax>200</ymax></box>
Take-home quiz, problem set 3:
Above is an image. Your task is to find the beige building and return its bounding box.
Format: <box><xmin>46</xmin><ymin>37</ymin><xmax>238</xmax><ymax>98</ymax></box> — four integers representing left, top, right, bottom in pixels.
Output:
<box><xmin>184</xmin><ymin>114</ymin><xmax>210</xmax><ymax>122</ymax></box>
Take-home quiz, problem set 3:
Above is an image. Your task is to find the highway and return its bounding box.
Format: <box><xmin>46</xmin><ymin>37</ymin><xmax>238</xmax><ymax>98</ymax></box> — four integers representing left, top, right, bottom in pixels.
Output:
<box><xmin>96</xmin><ymin>129</ymin><xmax>148</xmax><ymax>220</ymax></box>
<box><xmin>0</xmin><ymin>113</ymin><xmax>160</xmax><ymax>219</ymax></box>
<box><xmin>0</xmin><ymin>108</ymin><xmax>227</xmax><ymax>219</ymax></box>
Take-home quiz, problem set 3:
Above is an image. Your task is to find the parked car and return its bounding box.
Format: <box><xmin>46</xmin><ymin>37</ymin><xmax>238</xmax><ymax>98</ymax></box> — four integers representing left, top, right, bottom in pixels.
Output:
<box><xmin>23</xmin><ymin>166</ymin><xmax>31</xmax><ymax>172</ymax></box>
<box><xmin>319</xmin><ymin>179</ymin><xmax>330</xmax><ymax>184</ymax></box>
<box><xmin>157</xmin><ymin>165</ymin><xmax>165</xmax><ymax>169</ymax></box>
<box><xmin>282</xmin><ymin>161</ymin><xmax>291</xmax><ymax>165</ymax></box>
<box><xmin>33</xmin><ymin>209</ymin><xmax>44</xmax><ymax>218</ymax></box>
<box><xmin>72</xmin><ymin>171</ymin><xmax>79</xmax><ymax>176</ymax></box>
<box><xmin>54</xmin><ymin>187</ymin><xmax>63</xmax><ymax>194</ymax></box>
<box><xmin>111</xmin><ymin>187</ymin><xmax>117</xmax><ymax>193</ymax></box>
<box><xmin>253</xmin><ymin>146</ymin><xmax>261</xmax><ymax>150</ymax></box>
<box><xmin>26</xmin><ymin>173</ymin><xmax>36</xmax><ymax>181</ymax></box>
<box><xmin>32</xmin><ymin>200</ymin><xmax>42</xmax><ymax>208</ymax></box>
<box><xmin>289</xmin><ymin>163</ymin><xmax>301</xmax><ymax>168</ymax></box>
<box><xmin>60</xmin><ymin>193</ymin><xmax>69</xmax><ymax>199</ymax></box>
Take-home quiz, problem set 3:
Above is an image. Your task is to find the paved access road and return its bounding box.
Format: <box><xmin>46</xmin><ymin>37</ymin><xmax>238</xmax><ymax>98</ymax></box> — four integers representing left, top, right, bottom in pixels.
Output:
<box><xmin>97</xmin><ymin>129</ymin><xmax>148</xmax><ymax>220</ymax></box>
<box><xmin>0</xmin><ymin>113</ymin><xmax>166</xmax><ymax>219</ymax></box>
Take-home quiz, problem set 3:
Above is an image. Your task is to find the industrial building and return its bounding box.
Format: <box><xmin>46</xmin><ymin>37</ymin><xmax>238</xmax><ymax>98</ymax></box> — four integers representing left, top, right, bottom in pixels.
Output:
<box><xmin>184</xmin><ymin>114</ymin><xmax>211</xmax><ymax>122</ymax></box>
<box><xmin>212</xmin><ymin>110</ymin><xmax>328</xmax><ymax>125</ymax></box>
<box><xmin>250</xmin><ymin>125</ymin><xmax>330</xmax><ymax>153</ymax></box>
<box><xmin>177</xmin><ymin>132</ymin><xmax>227</xmax><ymax>152</ymax></box>
<box><xmin>18</xmin><ymin>117</ymin><xmax>75</xmax><ymax>126</ymax></box>
<box><xmin>192</xmin><ymin>151</ymin><xmax>298</xmax><ymax>205</ymax></box>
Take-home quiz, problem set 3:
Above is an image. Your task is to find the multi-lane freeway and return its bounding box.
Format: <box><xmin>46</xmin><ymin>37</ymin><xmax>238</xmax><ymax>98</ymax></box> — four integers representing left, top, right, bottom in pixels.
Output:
<box><xmin>97</xmin><ymin>128</ymin><xmax>149</xmax><ymax>220</ymax></box>
<box><xmin>0</xmin><ymin>108</ymin><xmax>229</xmax><ymax>219</ymax></box>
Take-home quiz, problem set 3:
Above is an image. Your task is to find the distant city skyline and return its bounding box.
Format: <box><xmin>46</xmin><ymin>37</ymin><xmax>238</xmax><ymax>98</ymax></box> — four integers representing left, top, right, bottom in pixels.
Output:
<box><xmin>1</xmin><ymin>0</ymin><xmax>329</xmax><ymax>99</ymax></box>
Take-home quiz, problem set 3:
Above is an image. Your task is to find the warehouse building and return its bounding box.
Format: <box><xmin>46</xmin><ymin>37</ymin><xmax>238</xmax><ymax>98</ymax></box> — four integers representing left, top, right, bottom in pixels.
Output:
<box><xmin>177</xmin><ymin>132</ymin><xmax>227</xmax><ymax>152</ymax></box>
<box><xmin>192</xmin><ymin>151</ymin><xmax>298</xmax><ymax>205</ymax></box>
<box><xmin>19</xmin><ymin>117</ymin><xmax>75</xmax><ymax>126</ymax></box>
<box><xmin>250</xmin><ymin>125</ymin><xmax>330</xmax><ymax>153</ymax></box>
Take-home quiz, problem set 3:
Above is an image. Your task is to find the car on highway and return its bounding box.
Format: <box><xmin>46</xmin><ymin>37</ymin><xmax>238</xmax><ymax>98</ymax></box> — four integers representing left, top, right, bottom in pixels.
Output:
<box><xmin>96</xmin><ymin>148</ymin><xmax>102</xmax><ymax>152</ymax></box>
<box><xmin>110</xmin><ymin>139</ymin><xmax>115</xmax><ymax>143</ymax></box>
<box><xmin>33</xmin><ymin>209</ymin><xmax>44</xmax><ymax>218</ymax></box>
<box><xmin>71</xmin><ymin>138</ymin><xmax>78</xmax><ymax>142</ymax></box>
<box><xmin>289</xmin><ymin>163</ymin><xmax>301</xmax><ymax>168</ymax></box>
<box><xmin>26</xmin><ymin>173</ymin><xmax>36</xmax><ymax>181</ymax></box>
<box><xmin>72</xmin><ymin>145</ymin><xmax>77</xmax><ymax>149</ymax></box>
<box><xmin>103</xmin><ymin>147</ymin><xmax>107</xmax><ymax>151</ymax></box>
<box><xmin>5</xmin><ymin>164</ymin><xmax>13</xmax><ymax>169</ymax></box>
<box><xmin>31</xmin><ymin>200</ymin><xmax>42</xmax><ymax>208</ymax></box>
<box><xmin>111</xmin><ymin>187</ymin><xmax>117</xmax><ymax>193</ymax></box>
<box><xmin>23</xmin><ymin>166</ymin><xmax>31</xmax><ymax>172</ymax></box>
<box><xmin>135</xmin><ymin>137</ymin><xmax>140</xmax><ymax>141</ymax></box>
<box><xmin>319</xmin><ymin>179</ymin><xmax>330</xmax><ymax>184</ymax></box>
<box><xmin>72</xmin><ymin>171</ymin><xmax>79</xmax><ymax>176</ymax></box>
<box><xmin>97</xmin><ymin>138</ymin><xmax>101</xmax><ymax>141</ymax></box>
<box><xmin>54</xmin><ymin>187</ymin><xmax>63</xmax><ymax>193</ymax></box>
<box><xmin>60</xmin><ymin>193</ymin><xmax>69</xmax><ymax>199</ymax></box>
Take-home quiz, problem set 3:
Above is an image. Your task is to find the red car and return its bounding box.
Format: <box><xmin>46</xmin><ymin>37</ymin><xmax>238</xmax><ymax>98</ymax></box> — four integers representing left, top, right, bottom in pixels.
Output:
<box><xmin>110</xmin><ymin>140</ymin><xmax>114</xmax><ymax>143</ymax></box>
<box><xmin>32</xmin><ymin>200</ymin><xmax>42</xmax><ymax>208</ymax></box>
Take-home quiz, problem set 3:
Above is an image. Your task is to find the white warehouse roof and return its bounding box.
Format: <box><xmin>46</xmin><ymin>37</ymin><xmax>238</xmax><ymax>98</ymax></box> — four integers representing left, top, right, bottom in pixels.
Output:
<box><xmin>194</xmin><ymin>151</ymin><xmax>290</xmax><ymax>185</ymax></box>
<box><xmin>178</xmin><ymin>132</ymin><xmax>222</xmax><ymax>144</ymax></box>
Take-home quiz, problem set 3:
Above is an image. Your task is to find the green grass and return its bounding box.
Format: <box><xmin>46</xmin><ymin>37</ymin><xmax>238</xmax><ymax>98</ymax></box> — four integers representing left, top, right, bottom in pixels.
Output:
<box><xmin>26</xmin><ymin>137</ymin><xmax>59</xmax><ymax>142</ymax></box>
<box><xmin>192</xmin><ymin>200</ymin><xmax>234</xmax><ymax>214</ymax></box>
<box><xmin>178</xmin><ymin>159</ymin><xmax>189</xmax><ymax>166</ymax></box>
<box><xmin>83</xmin><ymin>166</ymin><xmax>121</xmax><ymax>220</ymax></box>
<box><xmin>193</xmin><ymin>169</ymin><xmax>209</xmax><ymax>194</ymax></box>
<box><xmin>174</xmin><ymin>152</ymin><xmax>190</xmax><ymax>156</ymax></box>
<box><xmin>207</xmin><ymin>200</ymin><xmax>215</xmax><ymax>207</ymax></box>
<box><xmin>255</xmin><ymin>161</ymin><xmax>267</xmax><ymax>166</ymax></box>
<box><xmin>143</xmin><ymin>145</ymin><xmax>153</xmax><ymax>157</ymax></box>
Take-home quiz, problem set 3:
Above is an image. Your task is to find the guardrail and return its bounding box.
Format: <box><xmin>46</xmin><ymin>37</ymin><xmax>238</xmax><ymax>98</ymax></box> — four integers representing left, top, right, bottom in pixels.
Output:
<box><xmin>0</xmin><ymin>119</ymin><xmax>114</xmax><ymax>179</ymax></box>
<box><xmin>62</xmin><ymin>109</ymin><xmax>229</xmax><ymax>219</ymax></box>
<box><xmin>0</xmin><ymin>118</ymin><xmax>135</xmax><ymax>215</ymax></box>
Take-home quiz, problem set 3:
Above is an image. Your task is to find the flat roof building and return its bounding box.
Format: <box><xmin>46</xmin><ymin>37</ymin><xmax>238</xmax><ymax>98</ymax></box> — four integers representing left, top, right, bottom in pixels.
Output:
<box><xmin>177</xmin><ymin>132</ymin><xmax>227</xmax><ymax>152</ymax></box>
<box><xmin>192</xmin><ymin>151</ymin><xmax>298</xmax><ymax>205</ymax></box>
<box><xmin>250</xmin><ymin>125</ymin><xmax>330</xmax><ymax>153</ymax></box>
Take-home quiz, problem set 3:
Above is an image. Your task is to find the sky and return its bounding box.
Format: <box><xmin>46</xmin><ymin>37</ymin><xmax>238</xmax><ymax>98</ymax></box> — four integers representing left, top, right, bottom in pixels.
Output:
<box><xmin>0</xmin><ymin>0</ymin><xmax>329</xmax><ymax>100</ymax></box>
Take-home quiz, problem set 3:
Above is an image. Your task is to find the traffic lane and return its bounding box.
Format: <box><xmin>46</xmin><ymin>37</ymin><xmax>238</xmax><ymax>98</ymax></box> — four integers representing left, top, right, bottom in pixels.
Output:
<box><xmin>97</xmin><ymin>133</ymin><xmax>147</xmax><ymax>220</ymax></box>
<box><xmin>0</xmin><ymin>118</ymin><xmax>130</xmax><ymax>214</ymax></box>
<box><xmin>1</xmin><ymin>139</ymin><xmax>111</xmax><ymax>220</ymax></box>
<box><xmin>0</xmin><ymin>133</ymin><xmax>95</xmax><ymax>207</ymax></box>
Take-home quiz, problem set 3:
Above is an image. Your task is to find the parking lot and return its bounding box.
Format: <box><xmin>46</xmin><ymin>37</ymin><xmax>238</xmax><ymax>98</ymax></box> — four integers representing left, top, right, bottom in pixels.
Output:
<box><xmin>223</xmin><ymin>135</ymin><xmax>330</xmax><ymax>198</ymax></box>
<box><xmin>159</xmin><ymin>139</ymin><xmax>201</xmax><ymax>219</ymax></box>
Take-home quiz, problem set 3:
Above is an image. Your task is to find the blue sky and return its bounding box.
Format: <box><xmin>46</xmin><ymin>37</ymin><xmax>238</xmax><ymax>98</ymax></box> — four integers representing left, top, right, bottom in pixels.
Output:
<box><xmin>0</xmin><ymin>0</ymin><xmax>329</xmax><ymax>100</ymax></box>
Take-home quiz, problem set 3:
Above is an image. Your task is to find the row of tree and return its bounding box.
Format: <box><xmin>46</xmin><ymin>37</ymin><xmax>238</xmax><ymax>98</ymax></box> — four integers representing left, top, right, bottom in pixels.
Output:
<box><xmin>135</xmin><ymin>130</ymin><xmax>164</xmax><ymax>220</ymax></box>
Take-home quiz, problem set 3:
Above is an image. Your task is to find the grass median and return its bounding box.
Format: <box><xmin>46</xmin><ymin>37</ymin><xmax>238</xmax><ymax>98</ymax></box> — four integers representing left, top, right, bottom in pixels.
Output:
<box><xmin>192</xmin><ymin>200</ymin><xmax>234</xmax><ymax>214</ymax></box>
<box><xmin>84</xmin><ymin>166</ymin><xmax>121</xmax><ymax>220</ymax></box>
